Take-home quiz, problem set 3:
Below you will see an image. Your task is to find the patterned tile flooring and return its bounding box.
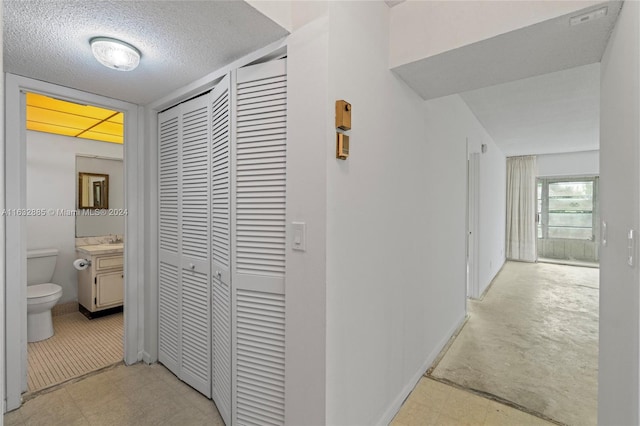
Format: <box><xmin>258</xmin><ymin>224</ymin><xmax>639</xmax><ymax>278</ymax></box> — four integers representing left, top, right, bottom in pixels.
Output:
<box><xmin>27</xmin><ymin>311</ymin><xmax>123</xmax><ymax>392</ymax></box>
<box><xmin>4</xmin><ymin>363</ymin><xmax>224</xmax><ymax>426</ymax></box>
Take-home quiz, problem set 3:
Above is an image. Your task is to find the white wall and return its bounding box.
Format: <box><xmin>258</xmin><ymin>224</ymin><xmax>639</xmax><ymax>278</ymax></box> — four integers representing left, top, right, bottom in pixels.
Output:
<box><xmin>324</xmin><ymin>3</ymin><xmax>469</xmax><ymax>424</ymax></box>
<box><xmin>246</xmin><ymin>0</ymin><xmax>293</xmax><ymax>32</ymax></box>
<box><xmin>284</xmin><ymin>14</ymin><xmax>329</xmax><ymax>426</ymax></box>
<box><xmin>598</xmin><ymin>1</ymin><xmax>640</xmax><ymax>424</ymax></box>
<box><xmin>389</xmin><ymin>1</ymin><xmax>605</xmax><ymax>68</ymax></box>
<box><xmin>467</xmin><ymin>118</ymin><xmax>507</xmax><ymax>297</ymax></box>
<box><xmin>246</xmin><ymin>0</ymin><xmax>328</xmax><ymax>33</ymax></box>
<box><xmin>26</xmin><ymin>131</ymin><xmax>123</xmax><ymax>303</ymax></box>
<box><xmin>537</xmin><ymin>150</ymin><xmax>599</xmax><ymax>177</ymax></box>
<box><xmin>1</xmin><ymin>3</ymin><xmax>5</xmax><ymax>417</ymax></box>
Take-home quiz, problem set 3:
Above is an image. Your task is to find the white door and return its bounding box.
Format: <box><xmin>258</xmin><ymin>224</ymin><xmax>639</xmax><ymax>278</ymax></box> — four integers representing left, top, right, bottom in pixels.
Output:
<box><xmin>211</xmin><ymin>74</ymin><xmax>232</xmax><ymax>425</ymax></box>
<box><xmin>158</xmin><ymin>94</ymin><xmax>212</xmax><ymax>397</ymax></box>
<box><xmin>179</xmin><ymin>94</ymin><xmax>212</xmax><ymax>397</ymax></box>
<box><xmin>232</xmin><ymin>58</ymin><xmax>287</xmax><ymax>426</ymax></box>
<box><xmin>158</xmin><ymin>105</ymin><xmax>181</xmax><ymax>376</ymax></box>
<box><xmin>467</xmin><ymin>153</ymin><xmax>480</xmax><ymax>299</ymax></box>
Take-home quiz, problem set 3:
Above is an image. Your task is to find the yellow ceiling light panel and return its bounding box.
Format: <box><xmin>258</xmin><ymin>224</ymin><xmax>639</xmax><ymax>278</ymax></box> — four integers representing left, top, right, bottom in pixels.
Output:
<box><xmin>25</xmin><ymin>92</ymin><xmax>124</xmax><ymax>144</ymax></box>
<box><xmin>108</xmin><ymin>112</ymin><xmax>124</xmax><ymax>124</ymax></box>
<box><xmin>89</xmin><ymin>120</ymin><xmax>123</xmax><ymax>137</ymax></box>
<box><xmin>79</xmin><ymin>131</ymin><xmax>123</xmax><ymax>144</ymax></box>
<box><xmin>27</xmin><ymin>92</ymin><xmax>114</xmax><ymax>120</ymax></box>
<box><xmin>27</xmin><ymin>122</ymin><xmax>79</xmax><ymax>137</ymax></box>
<box><xmin>28</xmin><ymin>106</ymin><xmax>99</xmax><ymax>131</ymax></box>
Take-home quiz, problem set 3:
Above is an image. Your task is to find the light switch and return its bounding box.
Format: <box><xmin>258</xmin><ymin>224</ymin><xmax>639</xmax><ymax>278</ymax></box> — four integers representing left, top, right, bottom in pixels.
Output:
<box><xmin>629</xmin><ymin>229</ymin><xmax>635</xmax><ymax>267</ymax></box>
<box><xmin>292</xmin><ymin>222</ymin><xmax>306</xmax><ymax>252</ymax></box>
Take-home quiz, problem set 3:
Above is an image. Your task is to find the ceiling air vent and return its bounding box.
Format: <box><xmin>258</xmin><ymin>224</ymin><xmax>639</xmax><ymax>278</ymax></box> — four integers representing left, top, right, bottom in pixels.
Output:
<box><xmin>570</xmin><ymin>7</ymin><xmax>607</xmax><ymax>26</ymax></box>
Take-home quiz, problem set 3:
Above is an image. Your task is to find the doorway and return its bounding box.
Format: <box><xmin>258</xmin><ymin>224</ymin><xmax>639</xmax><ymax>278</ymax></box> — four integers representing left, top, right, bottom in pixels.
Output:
<box><xmin>438</xmin><ymin>63</ymin><xmax>602</xmax><ymax>425</ymax></box>
<box><xmin>23</xmin><ymin>92</ymin><xmax>126</xmax><ymax>393</ymax></box>
<box><xmin>4</xmin><ymin>74</ymin><xmax>142</xmax><ymax>411</ymax></box>
<box><xmin>466</xmin><ymin>151</ymin><xmax>480</xmax><ymax>299</ymax></box>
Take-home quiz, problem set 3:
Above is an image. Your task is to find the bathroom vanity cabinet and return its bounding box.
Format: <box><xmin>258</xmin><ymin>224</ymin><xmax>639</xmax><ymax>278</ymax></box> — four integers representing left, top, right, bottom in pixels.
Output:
<box><xmin>76</xmin><ymin>244</ymin><xmax>124</xmax><ymax>316</ymax></box>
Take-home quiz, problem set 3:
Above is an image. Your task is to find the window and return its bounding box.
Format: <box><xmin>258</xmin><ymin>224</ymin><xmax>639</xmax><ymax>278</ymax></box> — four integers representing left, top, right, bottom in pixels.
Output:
<box><xmin>537</xmin><ymin>177</ymin><xmax>598</xmax><ymax>241</ymax></box>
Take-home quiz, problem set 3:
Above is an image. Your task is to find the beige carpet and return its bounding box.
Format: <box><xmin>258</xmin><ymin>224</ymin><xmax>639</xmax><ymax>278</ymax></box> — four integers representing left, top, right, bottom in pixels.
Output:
<box><xmin>431</xmin><ymin>261</ymin><xmax>598</xmax><ymax>426</ymax></box>
<box><xmin>27</xmin><ymin>311</ymin><xmax>123</xmax><ymax>392</ymax></box>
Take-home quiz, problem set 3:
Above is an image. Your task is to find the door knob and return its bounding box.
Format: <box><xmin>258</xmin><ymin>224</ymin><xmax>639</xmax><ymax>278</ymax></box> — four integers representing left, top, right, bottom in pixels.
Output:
<box><xmin>189</xmin><ymin>263</ymin><xmax>195</xmax><ymax>270</ymax></box>
<box><xmin>216</xmin><ymin>270</ymin><xmax>222</xmax><ymax>278</ymax></box>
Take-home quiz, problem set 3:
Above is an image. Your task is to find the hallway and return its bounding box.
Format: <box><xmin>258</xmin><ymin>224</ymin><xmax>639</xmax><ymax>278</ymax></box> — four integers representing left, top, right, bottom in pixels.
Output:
<box><xmin>431</xmin><ymin>261</ymin><xmax>598</xmax><ymax>425</ymax></box>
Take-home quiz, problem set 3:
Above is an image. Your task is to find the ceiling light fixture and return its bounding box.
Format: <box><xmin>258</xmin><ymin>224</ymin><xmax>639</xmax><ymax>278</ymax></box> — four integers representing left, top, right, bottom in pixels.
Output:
<box><xmin>90</xmin><ymin>37</ymin><xmax>141</xmax><ymax>71</ymax></box>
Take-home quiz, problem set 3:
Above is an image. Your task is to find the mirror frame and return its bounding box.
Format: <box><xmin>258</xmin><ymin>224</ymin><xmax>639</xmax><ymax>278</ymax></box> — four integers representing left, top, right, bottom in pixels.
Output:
<box><xmin>78</xmin><ymin>172</ymin><xmax>109</xmax><ymax>209</ymax></box>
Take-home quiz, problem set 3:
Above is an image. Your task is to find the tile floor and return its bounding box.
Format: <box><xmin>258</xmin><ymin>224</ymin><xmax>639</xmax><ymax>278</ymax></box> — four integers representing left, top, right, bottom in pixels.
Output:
<box><xmin>4</xmin><ymin>363</ymin><xmax>224</xmax><ymax>426</ymax></box>
<box><xmin>27</xmin><ymin>311</ymin><xmax>123</xmax><ymax>392</ymax></box>
<box><xmin>392</xmin><ymin>377</ymin><xmax>555</xmax><ymax>426</ymax></box>
<box><xmin>5</xmin><ymin>361</ymin><xmax>551</xmax><ymax>426</ymax></box>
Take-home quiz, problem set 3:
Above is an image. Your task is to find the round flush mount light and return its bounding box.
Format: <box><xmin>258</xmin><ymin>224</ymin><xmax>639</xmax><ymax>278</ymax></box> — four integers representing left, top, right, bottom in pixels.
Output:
<box><xmin>90</xmin><ymin>37</ymin><xmax>141</xmax><ymax>71</ymax></box>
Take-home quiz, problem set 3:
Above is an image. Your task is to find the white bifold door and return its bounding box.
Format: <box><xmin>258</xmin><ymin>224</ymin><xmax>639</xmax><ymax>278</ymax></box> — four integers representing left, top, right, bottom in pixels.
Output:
<box><xmin>158</xmin><ymin>92</ymin><xmax>213</xmax><ymax>397</ymax></box>
<box><xmin>232</xmin><ymin>59</ymin><xmax>287</xmax><ymax>426</ymax></box>
<box><xmin>211</xmin><ymin>76</ymin><xmax>233</xmax><ymax>425</ymax></box>
<box><xmin>158</xmin><ymin>59</ymin><xmax>286</xmax><ymax>426</ymax></box>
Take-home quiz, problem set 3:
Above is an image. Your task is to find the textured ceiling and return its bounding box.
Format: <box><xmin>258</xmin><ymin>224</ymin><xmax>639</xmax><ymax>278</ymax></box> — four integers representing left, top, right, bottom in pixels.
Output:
<box><xmin>392</xmin><ymin>1</ymin><xmax>620</xmax><ymax>100</ymax></box>
<box><xmin>460</xmin><ymin>63</ymin><xmax>600</xmax><ymax>157</ymax></box>
<box><xmin>3</xmin><ymin>1</ymin><xmax>289</xmax><ymax>105</ymax></box>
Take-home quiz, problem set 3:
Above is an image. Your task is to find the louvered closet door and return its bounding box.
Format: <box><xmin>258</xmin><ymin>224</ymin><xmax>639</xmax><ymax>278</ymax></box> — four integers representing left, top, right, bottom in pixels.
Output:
<box><xmin>232</xmin><ymin>59</ymin><xmax>287</xmax><ymax>426</ymax></box>
<box><xmin>211</xmin><ymin>75</ymin><xmax>232</xmax><ymax>425</ymax></box>
<box><xmin>158</xmin><ymin>93</ymin><xmax>212</xmax><ymax>398</ymax></box>
<box><xmin>180</xmin><ymin>94</ymin><xmax>212</xmax><ymax>397</ymax></box>
<box><xmin>158</xmin><ymin>106</ymin><xmax>181</xmax><ymax>375</ymax></box>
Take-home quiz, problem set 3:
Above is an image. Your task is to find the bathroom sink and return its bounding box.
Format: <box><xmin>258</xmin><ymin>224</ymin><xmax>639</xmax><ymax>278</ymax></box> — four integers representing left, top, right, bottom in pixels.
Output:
<box><xmin>76</xmin><ymin>243</ymin><xmax>124</xmax><ymax>255</ymax></box>
<box><xmin>101</xmin><ymin>243</ymin><xmax>124</xmax><ymax>248</ymax></box>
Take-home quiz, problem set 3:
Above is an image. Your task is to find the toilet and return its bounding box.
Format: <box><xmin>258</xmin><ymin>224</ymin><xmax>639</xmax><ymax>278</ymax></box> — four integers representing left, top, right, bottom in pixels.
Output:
<box><xmin>27</xmin><ymin>248</ymin><xmax>63</xmax><ymax>342</ymax></box>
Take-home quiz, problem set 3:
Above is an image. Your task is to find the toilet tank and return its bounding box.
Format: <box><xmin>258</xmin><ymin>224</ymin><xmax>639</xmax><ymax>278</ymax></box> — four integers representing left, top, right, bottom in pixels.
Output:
<box><xmin>27</xmin><ymin>248</ymin><xmax>59</xmax><ymax>285</ymax></box>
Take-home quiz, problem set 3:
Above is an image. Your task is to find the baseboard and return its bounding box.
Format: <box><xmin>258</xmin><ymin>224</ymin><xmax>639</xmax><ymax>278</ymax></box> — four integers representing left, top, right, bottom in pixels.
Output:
<box><xmin>376</xmin><ymin>311</ymin><xmax>467</xmax><ymax>426</ymax></box>
<box><xmin>141</xmin><ymin>351</ymin><xmax>155</xmax><ymax>364</ymax></box>
<box><xmin>477</xmin><ymin>257</ymin><xmax>506</xmax><ymax>300</ymax></box>
<box><xmin>52</xmin><ymin>301</ymin><xmax>79</xmax><ymax>317</ymax></box>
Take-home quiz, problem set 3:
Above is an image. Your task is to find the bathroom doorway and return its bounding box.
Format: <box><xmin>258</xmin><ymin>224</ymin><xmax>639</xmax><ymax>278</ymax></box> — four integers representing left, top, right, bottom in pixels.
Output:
<box><xmin>5</xmin><ymin>75</ymin><xmax>142</xmax><ymax>410</ymax></box>
<box><xmin>24</xmin><ymin>92</ymin><xmax>126</xmax><ymax>393</ymax></box>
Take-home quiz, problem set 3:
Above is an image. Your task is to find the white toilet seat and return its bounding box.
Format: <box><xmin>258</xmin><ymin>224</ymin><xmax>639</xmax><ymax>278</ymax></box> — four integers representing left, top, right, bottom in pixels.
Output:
<box><xmin>27</xmin><ymin>283</ymin><xmax>62</xmax><ymax>304</ymax></box>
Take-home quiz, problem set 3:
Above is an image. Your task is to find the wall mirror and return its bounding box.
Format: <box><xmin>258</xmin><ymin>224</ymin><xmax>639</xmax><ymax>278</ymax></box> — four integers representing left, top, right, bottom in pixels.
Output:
<box><xmin>78</xmin><ymin>172</ymin><xmax>109</xmax><ymax>209</ymax></box>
